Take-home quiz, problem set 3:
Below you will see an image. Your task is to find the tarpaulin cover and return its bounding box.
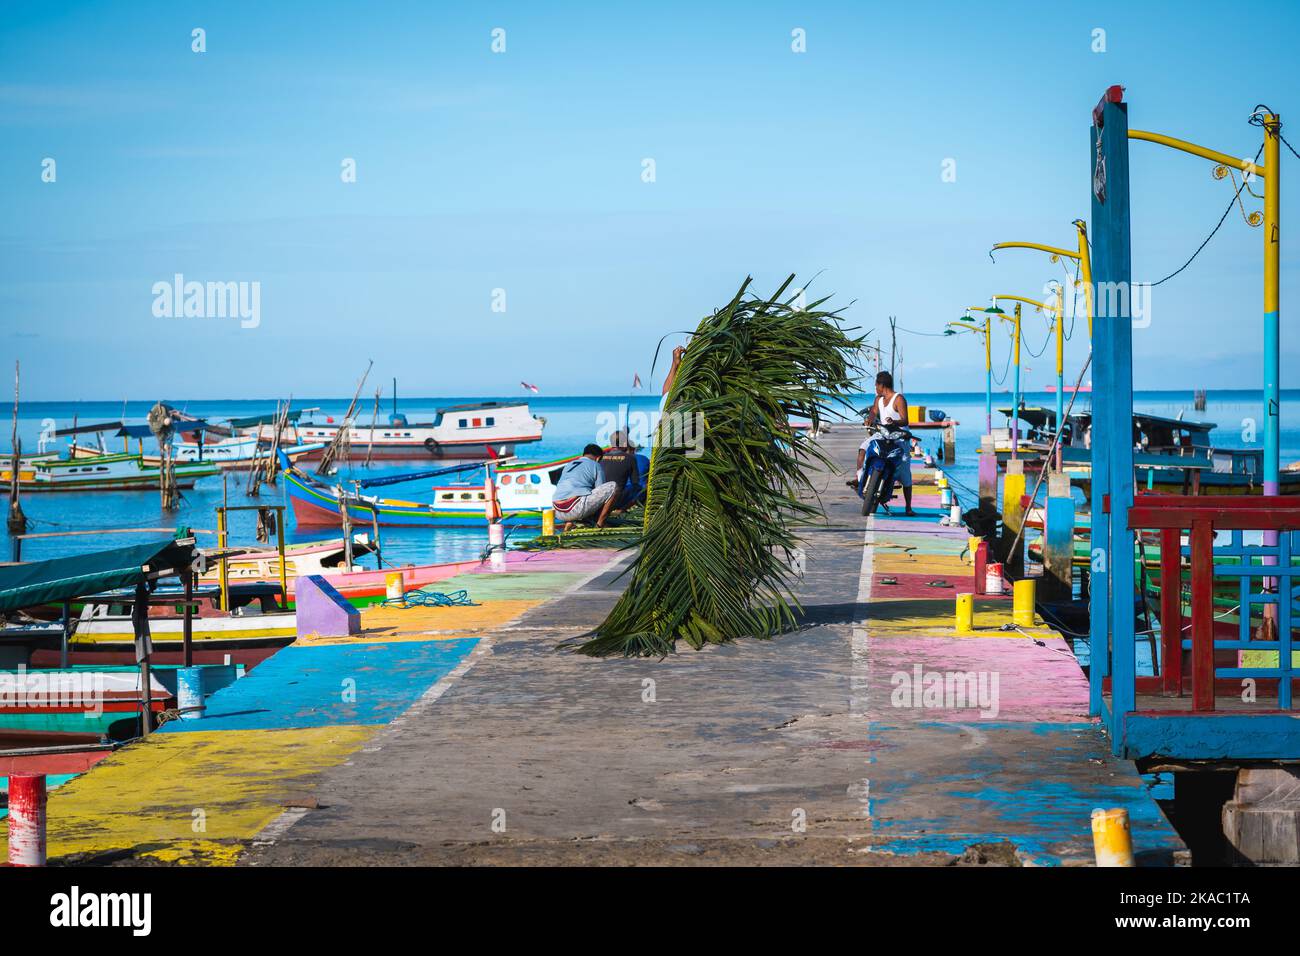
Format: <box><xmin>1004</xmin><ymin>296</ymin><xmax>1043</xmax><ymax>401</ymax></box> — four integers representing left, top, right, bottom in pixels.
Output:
<box><xmin>0</xmin><ymin>538</ymin><xmax>192</xmax><ymax>613</ymax></box>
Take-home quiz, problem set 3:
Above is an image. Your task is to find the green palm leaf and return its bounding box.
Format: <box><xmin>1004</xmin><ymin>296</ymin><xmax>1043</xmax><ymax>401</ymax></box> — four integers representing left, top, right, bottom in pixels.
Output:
<box><xmin>574</xmin><ymin>275</ymin><xmax>865</xmax><ymax>657</ymax></box>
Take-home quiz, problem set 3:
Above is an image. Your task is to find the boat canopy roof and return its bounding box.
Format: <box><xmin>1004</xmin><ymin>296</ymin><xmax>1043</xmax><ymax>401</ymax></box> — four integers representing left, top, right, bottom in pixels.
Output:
<box><xmin>1133</xmin><ymin>413</ymin><xmax>1215</xmax><ymax>449</ymax></box>
<box><xmin>54</xmin><ymin>421</ymin><xmax>123</xmax><ymax>437</ymax></box>
<box><xmin>0</xmin><ymin>538</ymin><xmax>195</xmax><ymax>613</ymax></box>
<box><xmin>996</xmin><ymin>405</ymin><xmax>1057</xmax><ymax>428</ymax></box>
<box><xmin>1133</xmin><ymin>412</ymin><xmax>1215</xmax><ymax>433</ymax></box>
<box><xmin>228</xmin><ymin>410</ymin><xmax>305</xmax><ymax>429</ymax></box>
<box><xmin>117</xmin><ymin>422</ymin><xmax>179</xmax><ymax>439</ymax></box>
<box><xmin>357</xmin><ymin>461</ymin><xmax>483</xmax><ymax>488</ymax></box>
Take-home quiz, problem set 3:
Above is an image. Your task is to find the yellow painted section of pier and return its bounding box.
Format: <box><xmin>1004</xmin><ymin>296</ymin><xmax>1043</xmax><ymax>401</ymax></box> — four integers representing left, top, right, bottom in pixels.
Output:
<box><xmin>1</xmin><ymin>725</ymin><xmax>374</xmax><ymax>864</ymax></box>
<box><xmin>0</xmin><ymin>554</ymin><xmax>608</xmax><ymax>864</ymax></box>
<box><xmin>301</xmin><ymin>597</ymin><xmax>542</xmax><ymax>644</ymax></box>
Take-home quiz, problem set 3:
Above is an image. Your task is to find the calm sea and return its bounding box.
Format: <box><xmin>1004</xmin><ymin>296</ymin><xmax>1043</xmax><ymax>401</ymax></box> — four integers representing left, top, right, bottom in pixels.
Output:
<box><xmin>4</xmin><ymin>390</ymin><xmax>1296</xmax><ymax>567</ymax></box>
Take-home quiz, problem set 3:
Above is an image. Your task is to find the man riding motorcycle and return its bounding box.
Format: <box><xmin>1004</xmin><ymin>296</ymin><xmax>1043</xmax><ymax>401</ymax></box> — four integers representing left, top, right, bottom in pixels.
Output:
<box><xmin>848</xmin><ymin>371</ymin><xmax>917</xmax><ymax>516</ymax></box>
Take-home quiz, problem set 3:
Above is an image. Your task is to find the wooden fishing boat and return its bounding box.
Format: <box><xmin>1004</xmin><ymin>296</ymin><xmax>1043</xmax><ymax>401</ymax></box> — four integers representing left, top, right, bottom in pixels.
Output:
<box><xmin>0</xmin><ymin>452</ymin><xmax>61</xmax><ymax>484</ymax></box>
<box><xmin>193</xmin><ymin>534</ymin><xmax>486</xmax><ymax>607</ymax></box>
<box><xmin>21</xmin><ymin>584</ymin><xmax>295</xmax><ymax>669</ymax></box>
<box><xmin>158</xmin><ymin>434</ymin><xmax>325</xmax><ymax>470</ymax></box>
<box><xmin>0</xmin><ymin>733</ymin><xmax>117</xmax><ymax>776</ymax></box>
<box><xmin>15</xmin><ymin>452</ymin><xmax>218</xmax><ymax>492</ymax></box>
<box><xmin>257</xmin><ymin>401</ymin><xmax>546</xmax><ymax>460</ymax></box>
<box><xmin>282</xmin><ymin>452</ymin><xmax>574</xmax><ymax>528</ymax></box>
<box><xmin>197</xmin><ymin>535</ymin><xmax>377</xmax><ymax>587</ymax></box>
<box><xmin>0</xmin><ymin>667</ymin><xmax>173</xmax><ymax>738</ymax></box>
<box><xmin>1066</xmin><ymin>413</ymin><xmax>1300</xmax><ymax>495</ymax></box>
<box><xmin>215</xmin><ymin>552</ymin><xmax>487</xmax><ymax>608</ymax></box>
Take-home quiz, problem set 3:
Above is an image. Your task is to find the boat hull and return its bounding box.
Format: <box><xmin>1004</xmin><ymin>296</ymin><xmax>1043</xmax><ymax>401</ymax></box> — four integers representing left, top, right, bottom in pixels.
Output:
<box><xmin>293</xmin><ymin>438</ymin><xmax>543</xmax><ymax>461</ymax></box>
<box><xmin>27</xmin><ymin>637</ymin><xmax>292</xmax><ymax>670</ymax></box>
<box><xmin>284</xmin><ymin>466</ymin><xmax>547</xmax><ymax>528</ymax></box>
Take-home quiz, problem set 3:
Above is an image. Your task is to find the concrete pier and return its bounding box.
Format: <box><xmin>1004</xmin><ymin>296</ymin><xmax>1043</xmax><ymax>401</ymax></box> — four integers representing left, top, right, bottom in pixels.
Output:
<box><xmin>248</xmin><ymin>427</ymin><xmax>1182</xmax><ymax>867</ymax></box>
<box><xmin>1</xmin><ymin>428</ymin><xmax>1185</xmax><ymax>866</ymax></box>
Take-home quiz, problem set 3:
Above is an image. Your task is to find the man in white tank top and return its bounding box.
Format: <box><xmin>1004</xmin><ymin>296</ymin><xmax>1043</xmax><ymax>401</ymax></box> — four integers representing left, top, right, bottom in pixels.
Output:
<box><xmin>855</xmin><ymin>370</ymin><xmax>915</xmax><ymax>515</ymax></box>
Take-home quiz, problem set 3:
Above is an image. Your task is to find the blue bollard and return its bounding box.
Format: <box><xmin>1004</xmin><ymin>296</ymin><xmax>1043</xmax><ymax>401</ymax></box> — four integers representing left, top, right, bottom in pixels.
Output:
<box><xmin>176</xmin><ymin>666</ymin><xmax>206</xmax><ymax>720</ymax></box>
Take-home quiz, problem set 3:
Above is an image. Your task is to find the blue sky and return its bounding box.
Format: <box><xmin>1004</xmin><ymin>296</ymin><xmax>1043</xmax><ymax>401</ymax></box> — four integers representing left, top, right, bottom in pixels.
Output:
<box><xmin>1</xmin><ymin>0</ymin><xmax>1297</xmax><ymax>399</ymax></box>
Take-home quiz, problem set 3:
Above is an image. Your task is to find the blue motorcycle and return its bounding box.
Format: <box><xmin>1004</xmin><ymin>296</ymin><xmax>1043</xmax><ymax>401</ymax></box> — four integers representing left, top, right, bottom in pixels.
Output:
<box><xmin>858</xmin><ymin>426</ymin><xmax>912</xmax><ymax>516</ymax></box>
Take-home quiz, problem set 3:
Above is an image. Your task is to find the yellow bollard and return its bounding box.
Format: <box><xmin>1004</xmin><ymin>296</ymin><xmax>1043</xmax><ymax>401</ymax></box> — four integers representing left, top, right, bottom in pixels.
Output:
<box><xmin>955</xmin><ymin>593</ymin><xmax>974</xmax><ymax>634</ymax></box>
<box><xmin>937</xmin><ymin>475</ymin><xmax>948</xmax><ymax>490</ymax></box>
<box><xmin>966</xmin><ymin>535</ymin><xmax>982</xmax><ymax>565</ymax></box>
<box><xmin>385</xmin><ymin>571</ymin><xmax>405</xmax><ymax>602</ymax></box>
<box><xmin>1090</xmin><ymin>808</ymin><xmax>1135</xmax><ymax>867</ymax></box>
<box><xmin>542</xmin><ymin>508</ymin><xmax>555</xmax><ymax>536</ymax></box>
<box><xmin>1013</xmin><ymin>578</ymin><xmax>1036</xmax><ymax>627</ymax></box>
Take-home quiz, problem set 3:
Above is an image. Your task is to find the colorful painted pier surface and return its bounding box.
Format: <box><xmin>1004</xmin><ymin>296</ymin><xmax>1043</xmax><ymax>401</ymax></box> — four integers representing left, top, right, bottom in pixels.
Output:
<box><xmin>0</xmin><ymin>549</ymin><xmax>615</xmax><ymax>865</ymax></box>
<box><xmin>237</xmin><ymin>429</ymin><xmax>1182</xmax><ymax>867</ymax></box>
<box><xmin>1</xmin><ymin>432</ymin><xmax>1184</xmax><ymax>865</ymax></box>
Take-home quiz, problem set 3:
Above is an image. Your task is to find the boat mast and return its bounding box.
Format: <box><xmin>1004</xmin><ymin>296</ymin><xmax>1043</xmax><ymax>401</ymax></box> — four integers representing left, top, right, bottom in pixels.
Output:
<box><xmin>7</xmin><ymin>360</ymin><xmax>26</xmax><ymax>537</ymax></box>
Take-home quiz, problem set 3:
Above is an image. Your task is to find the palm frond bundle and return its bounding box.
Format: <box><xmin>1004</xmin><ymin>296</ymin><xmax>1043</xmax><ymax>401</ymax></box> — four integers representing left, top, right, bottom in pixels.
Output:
<box><xmin>575</xmin><ymin>275</ymin><xmax>864</xmax><ymax>657</ymax></box>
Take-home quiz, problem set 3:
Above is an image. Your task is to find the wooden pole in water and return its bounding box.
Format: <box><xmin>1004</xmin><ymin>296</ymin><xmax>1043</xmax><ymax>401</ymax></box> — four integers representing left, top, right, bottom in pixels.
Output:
<box><xmin>60</xmin><ymin>600</ymin><xmax>71</xmax><ymax>668</ymax></box>
<box><xmin>340</xmin><ymin>489</ymin><xmax>354</xmax><ymax>569</ymax></box>
<box><xmin>320</xmin><ymin>361</ymin><xmax>372</xmax><ymax>474</ymax></box>
<box><xmin>182</xmin><ymin>569</ymin><xmax>194</xmax><ymax>667</ymax></box>
<box><xmin>276</xmin><ymin>507</ymin><xmax>288</xmax><ymax>609</ymax></box>
<box><xmin>218</xmin><ymin>476</ymin><xmax>229</xmax><ymax>612</ymax></box>
<box><xmin>132</xmin><ymin>580</ymin><xmax>154</xmax><ymax>736</ymax></box>
<box><xmin>7</xmin><ymin>361</ymin><xmax>27</xmax><ymax>536</ymax></box>
<box><xmin>264</xmin><ymin>395</ymin><xmax>291</xmax><ymax>487</ymax></box>
<box><xmin>366</xmin><ymin>387</ymin><xmax>381</xmax><ymax>467</ymax></box>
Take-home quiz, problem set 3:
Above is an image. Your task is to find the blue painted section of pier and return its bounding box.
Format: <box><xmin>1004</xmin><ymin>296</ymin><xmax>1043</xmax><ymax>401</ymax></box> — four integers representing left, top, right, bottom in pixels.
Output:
<box><xmin>160</xmin><ymin>638</ymin><xmax>479</xmax><ymax>733</ymax></box>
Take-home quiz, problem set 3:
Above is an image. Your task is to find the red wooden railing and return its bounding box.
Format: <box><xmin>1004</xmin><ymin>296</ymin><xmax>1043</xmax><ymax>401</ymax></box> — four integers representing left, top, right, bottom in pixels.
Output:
<box><xmin>1127</xmin><ymin>495</ymin><xmax>1300</xmax><ymax>712</ymax></box>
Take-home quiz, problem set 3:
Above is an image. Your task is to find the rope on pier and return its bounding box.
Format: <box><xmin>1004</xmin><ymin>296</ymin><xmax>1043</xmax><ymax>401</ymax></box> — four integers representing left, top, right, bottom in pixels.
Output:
<box><xmin>381</xmin><ymin>587</ymin><xmax>478</xmax><ymax>609</ymax></box>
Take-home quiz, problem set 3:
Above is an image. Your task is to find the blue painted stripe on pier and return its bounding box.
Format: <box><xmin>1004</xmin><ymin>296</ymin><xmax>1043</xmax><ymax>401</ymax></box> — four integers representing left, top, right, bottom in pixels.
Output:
<box><xmin>160</xmin><ymin>638</ymin><xmax>479</xmax><ymax>732</ymax></box>
<box><xmin>863</xmin><ymin>722</ymin><xmax>1184</xmax><ymax>865</ymax></box>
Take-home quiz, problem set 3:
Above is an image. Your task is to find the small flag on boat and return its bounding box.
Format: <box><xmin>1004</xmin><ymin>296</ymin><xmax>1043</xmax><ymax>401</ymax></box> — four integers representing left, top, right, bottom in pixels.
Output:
<box><xmin>521</xmin><ymin>381</ymin><xmax>539</xmax><ymax>393</ymax></box>
<box><xmin>632</xmin><ymin>372</ymin><xmax>642</xmax><ymax>389</ymax></box>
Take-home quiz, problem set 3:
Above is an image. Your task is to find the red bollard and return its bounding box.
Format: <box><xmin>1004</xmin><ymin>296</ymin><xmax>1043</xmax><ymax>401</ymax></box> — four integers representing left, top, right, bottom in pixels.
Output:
<box><xmin>974</xmin><ymin>540</ymin><xmax>988</xmax><ymax>596</ymax></box>
<box><xmin>6</xmin><ymin>772</ymin><xmax>47</xmax><ymax>866</ymax></box>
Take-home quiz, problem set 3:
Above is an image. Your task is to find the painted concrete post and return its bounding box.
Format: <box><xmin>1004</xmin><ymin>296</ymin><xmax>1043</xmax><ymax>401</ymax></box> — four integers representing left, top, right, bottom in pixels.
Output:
<box><xmin>6</xmin><ymin>772</ymin><xmax>47</xmax><ymax>866</ymax></box>
<box><xmin>1001</xmin><ymin>459</ymin><xmax>1026</xmax><ymax>575</ymax></box>
<box><xmin>974</xmin><ymin>539</ymin><xmax>988</xmax><ymax>595</ymax></box>
<box><xmin>297</xmin><ymin>574</ymin><xmax>361</xmax><ymax>638</ymax></box>
<box><xmin>1043</xmin><ymin>473</ymin><xmax>1074</xmax><ymax>601</ymax></box>
<box><xmin>942</xmin><ymin>421</ymin><xmax>957</xmax><ymax>463</ymax></box>
<box><xmin>176</xmin><ymin>665</ymin><xmax>206</xmax><ymax>720</ymax></box>
<box><xmin>978</xmin><ymin>435</ymin><xmax>998</xmax><ymax>513</ymax></box>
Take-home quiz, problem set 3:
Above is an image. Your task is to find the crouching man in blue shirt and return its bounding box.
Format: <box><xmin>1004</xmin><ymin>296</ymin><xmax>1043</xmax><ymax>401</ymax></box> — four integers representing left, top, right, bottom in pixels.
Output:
<box><xmin>551</xmin><ymin>443</ymin><xmax>620</xmax><ymax>532</ymax></box>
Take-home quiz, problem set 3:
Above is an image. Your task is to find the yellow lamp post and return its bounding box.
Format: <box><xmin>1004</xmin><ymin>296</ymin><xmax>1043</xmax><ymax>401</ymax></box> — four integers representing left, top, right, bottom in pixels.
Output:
<box><xmin>1128</xmin><ymin>113</ymin><xmax>1280</xmax><ymax>497</ymax></box>
<box><xmin>946</xmin><ymin>310</ymin><xmax>994</xmax><ymax>433</ymax></box>
<box><xmin>991</xmin><ymin>219</ymin><xmax>1094</xmax><ymax>339</ymax></box>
